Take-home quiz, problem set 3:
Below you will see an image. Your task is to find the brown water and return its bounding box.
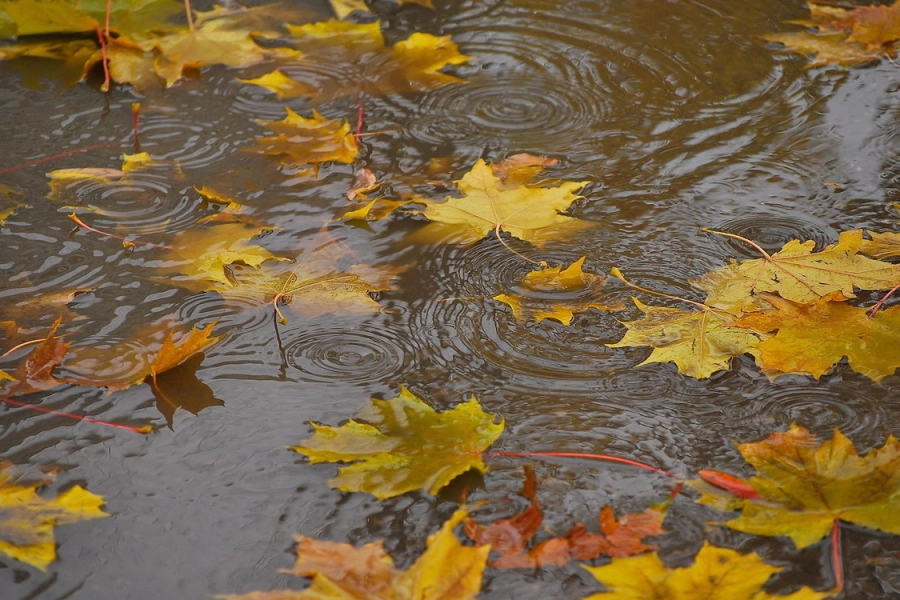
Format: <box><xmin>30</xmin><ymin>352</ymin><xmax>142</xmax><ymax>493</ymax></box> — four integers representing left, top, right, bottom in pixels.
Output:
<box><xmin>3</xmin><ymin>0</ymin><xmax>900</xmax><ymax>598</ymax></box>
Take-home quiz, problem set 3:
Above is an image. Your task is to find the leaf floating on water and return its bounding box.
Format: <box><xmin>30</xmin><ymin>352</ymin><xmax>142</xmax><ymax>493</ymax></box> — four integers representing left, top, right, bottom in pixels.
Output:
<box><xmin>732</xmin><ymin>292</ymin><xmax>900</xmax><ymax>382</ymax></box>
<box><xmin>606</xmin><ymin>297</ymin><xmax>762</xmax><ymax>380</ymax></box>
<box><xmin>0</xmin><ymin>468</ymin><xmax>109</xmax><ymax>571</ymax></box>
<box><xmin>582</xmin><ymin>541</ymin><xmax>829</xmax><ymax>599</ymax></box>
<box><xmin>289</xmin><ymin>386</ymin><xmax>504</xmax><ymax>499</ymax></box>
<box><xmin>860</xmin><ymin>230</ymin><xmax>900</xmax><ymax>259</ymax></box>
<box><xmin>763</xmin><ymin>1</ymin><xmax>900</xmax><ymax>67</ymax></box>
<box><xmin>693</xmin><ymin>229</ymin><xmax>900</xmax><ymax>314</ymax></box>
<box><xmin>691</xmin><ymin>424</ymin><xmax>900</xmax><ymax>549</ymax></box>
<box><xmin>412</xmin><ymin>159</ymin><xmax>592</xmax><ymax>248</ymax></box>
<box><xmin>217</xmin><ymin>507</ymin><xmax>487</xmax><ymax>600</ymax></box>
<box><xmin>494</xmin><ymin>258</ymin><xmax>622</xmax><ymax>325</ymax></box>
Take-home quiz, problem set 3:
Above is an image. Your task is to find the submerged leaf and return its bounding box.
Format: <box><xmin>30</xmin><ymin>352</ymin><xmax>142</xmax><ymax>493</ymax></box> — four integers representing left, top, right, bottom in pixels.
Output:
<box><xmin>244</xmin><ymin>20</ymin><xmax>470</xmax><ymax>102</ymax></box>
<box><xmin>251</xmin><ymin>107</ymin><xmax>358</xmax><ymax>167</ymax></box>
<box><xmin>219</xmin><ymin>507</ymin><xmax>487</xmax><ymax>599</ymax></box>
<box><xmin>289</xmin><ymin>387</ymin><xmax>504</xmax><ymax>499</ymax></box>
<box><xmin>583</xmin><ymin>541</ymin><xmax>828</xmax><ymax>599</ymax></box>
<box><xmin>466</xmin><ymin>468</ymin><xmax>665</xmax><ymax>568</ymax></box>
<box><xmin>413</xmin><ymin>159</ymin><xmax>591</xmax><ymax>247</ymax></box>
<box><xmin>691</xmin><ymin>424</ymin><xmax>900</xmax><ymax>549</ymax></box>
<box><xmin>0</xmin><ymin>469</ymin><xmax>109</xmax><ymax>571</ymax></box>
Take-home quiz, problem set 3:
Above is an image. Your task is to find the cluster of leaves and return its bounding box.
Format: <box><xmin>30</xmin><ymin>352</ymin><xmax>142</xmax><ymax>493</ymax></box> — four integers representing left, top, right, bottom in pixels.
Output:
<box><xmin>230</xmin><ymin>386</ymin><xmax>894</xmax><ymax>598</ymax></box>
<box><xmin>765</xmin><ymin>0</ymin><xmax>900</xmax><ymax>67</ymax></box>
<box><xmin>0</xmin><ymin>0</ymin><xmax>463</xmax><ymax>94</ymax></box>
<box><xmin>609</xmin><ymin>228</ymin><xmax>900</xmax><ymax>381</ymax></box>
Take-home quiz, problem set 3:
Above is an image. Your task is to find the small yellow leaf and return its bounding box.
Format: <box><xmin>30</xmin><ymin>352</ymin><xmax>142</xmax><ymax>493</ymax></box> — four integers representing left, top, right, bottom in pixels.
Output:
<box><xmin>583</xmin><ymin>541</ymin><xmax>828</xmax><ymax>599</ymax></box>
<box><xmin>149</xmin><ymin>322</ymin><xmax>223</xmax><ymax>379</ymax></box>
<box><xmin>0</xmin><ymin>470</ymin><xmax>109</xmax><ymax>571</ymax></box>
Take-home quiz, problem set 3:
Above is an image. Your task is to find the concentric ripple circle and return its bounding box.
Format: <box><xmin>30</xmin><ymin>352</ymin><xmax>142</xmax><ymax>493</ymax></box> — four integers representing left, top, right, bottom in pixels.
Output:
<box><xmin>281</xmin><ymin>317</ymin><xmax>418</xmax><ymax>384</ymax></box>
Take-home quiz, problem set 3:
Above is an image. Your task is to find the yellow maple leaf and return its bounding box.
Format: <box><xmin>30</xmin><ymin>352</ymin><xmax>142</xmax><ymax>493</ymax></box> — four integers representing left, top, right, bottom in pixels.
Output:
<box><xmin>733</xmin><ymin>293</ymin><xmax>900</xmax><ymax>382</ymax></box>
<box><xmin>0</xmin><ymin>469</ymin><xmax>109</xmax><ymax>571</ymax></box>
<box><xmin>583</xmin><ymin>541</ymin><xmax>828</xmax><ymax>599</ymax></box>
<box><xmin>763</xmin><ymin>0</ymin><xmax>897</xmax><ymax>67</ymax></box>
<box><xmin>328</xmin><ymin>0</ymin><xmax>434</xmax><ymax>19</ymax></box>
<box><xmin>691</xmin><ymin>424</ymin><xmax>900</xmax><ymax>550</ymax></box>
<box><xmin>251</xmin><ymin>107</ymin><xmax>358</xmax><ymax>167</ymax></box>
<box><xmin>494</xmin><ymin>257</ymin><xmax>621</xmax><ymax>325</ymax></box>
<box><xmin>607</xmin><ymin>297</ymin><xmax>762</xmax><ymax>380</ymax></box>
<box><xmin>860</xmin><ymin>229</ymin><xmax>900</xmax><ymax>259</ymax></box>
<box><xmin>157</xmin><ymin>223</ymin><xmax>287</xmax><ymax>291</ymax></box>
<box><xmin>412</xmin><ymin>159</ymin><xmax>591</xmax><ymax>248</ymax></box>
<box><xmin>693</xmin><ymin>229</ymin><xmax>900</xmax><ymax>313</ymax></box>
<box><xmin>243</xmin><ymin>19</ymin><xmax>470</xmax><ymax>102</ymax></box>
<box><xmin>218</xmin><ymin>507</ymin><xmax>487</xmax><ymax>599</ymax></box>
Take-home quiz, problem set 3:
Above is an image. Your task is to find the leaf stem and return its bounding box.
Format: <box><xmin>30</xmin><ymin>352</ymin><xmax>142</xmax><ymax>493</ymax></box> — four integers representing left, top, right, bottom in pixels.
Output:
<box><xmin>0</xmin><ymin>396</ymin><xmax>152</xmax><ymax>433</ymax></box>
<box><xmin>869</xmin><ymin>282</ymin><xmax>900</xmax><ymax>317</ymax></box>
<box><xmin>701</xmin><ymin>228</ymin><xmax>773</xmax><ymax>260</ymax></box>
<box><xmin>0</xmin><ymin>142</ymin><xmax>116</xmax><ymax>175</ymax></box>
<box><xmin>831</xmin><ymin>519</ymin><xmax>844</xmax><ymax>593</ymax></box>
<box><xmin>483</xmin><ymin>451</ymin><xmax>672</xmax><ymax>477</ymax></box>
<box><xmin>96</xmin><ymin>27</ymin><xmax>111</xmax><ymax>93</ymax></box>
<box><xmin>355</xmin><ymin>95</ymin><xmax>364</xmax><ymax>145</ymax></box>
<box><xmin>183</xmin><ymin>0</ymin><xmax>195</xmax><ymax>31</ymax></box>
<box><xmin>494</xmin><ymin>222</ymin><xmax>545</xmax><ymax>266</ymax></box>
<box><xmin>68</xmin><ymin>213</ymin><xmax>173</xmax><ymax>249</ymax></box>
<box><xmin>611</xmin><ymin>267</ymin><xmax>722</xmax><ymax>314</ymax></box>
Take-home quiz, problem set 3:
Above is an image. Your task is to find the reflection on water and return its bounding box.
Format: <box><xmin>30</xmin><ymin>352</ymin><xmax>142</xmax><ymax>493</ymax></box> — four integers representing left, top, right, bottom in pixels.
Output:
<box><xmin>3</xmin><ymin>0</ymin><xmax>900</xmax><ymax>598</ymax></box>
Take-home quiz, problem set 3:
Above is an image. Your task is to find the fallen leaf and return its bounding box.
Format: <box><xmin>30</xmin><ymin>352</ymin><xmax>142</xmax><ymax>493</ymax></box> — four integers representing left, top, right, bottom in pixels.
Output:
<box><xmin>691</xmin><ymin>424</ymin><xmax>900</xmax><ymax>549</ymax></box>
<box><xmin>3</xmin><ymin>317</ymin><xmax>69</xmax><ymax>396</ymax></box>
<box><xmin>860</xmin><ymin>230</ymin><xmax>900</xmax><ymax>259</ymax></box>
<box><xmin>338</xmin><ymin>198</ymin><xmax>407</xmax><ymax>222</ymax></box>
<box><xmin>251</xmin><ymin>107</ymin><xmax>358</xmax><ymax>167</ymax></box>
<box><xmin>467</xmin><ymin>467</ymin><xmax>665</xmax><ymax>568</ymax></box>
<box><xmin>412</xmin><ymin>159</ymin><xmax>592</xmax><ymax>248</ymax></box>
<box><xmin>606</xmin><ymin>297</ymin><xmax>762</xmax><ymax>379</ymax></box>
<box><xmin>243</xmin><ymin>20</ymin><xmax>470</xmax><ymax>102</ymax></box>
<box><xmin>289</xmin><ymin>387</ymin><xmax>504</xmax><ymax>499</ymax></box>
<box><xmin>732</xmin><ymin>292</ymin><xmax>900</xmax><ymax>382</ymax></box>
<box><xmin>763</xmin><ymin>0</ymin><xmax>897</xmax><ymax>67</ymax></box>
<box><xmin>222</xmin><ymin>239</ymin><xmax>398</xmax><ymax>322</ymax></box>
<box><xmin>328</xmin><ymin>0</ymin><xmax>433</xmax><ymax>19</ymax></box>
<box><xmin>490</xmin><ymin>153</ymin><xmax>560</xmax><ymax>188</ymax></box>
<box><xmin>0</xmin><ymin>469</ymin><xmax>109</xmax><ymax>571</ymax></box>
<box><xmin>155</xmin><ymin>222</ymin><xmax>287</xmax><ymax>292</ymax></box>
<box><xmin>346</xmin><ymin>168</ymin><xmax>380</xmax><ymax>201</ymax></box>
<box><xmin>494</xmin><ymin>257</ymin><xmax>621</xmax><ymax>325</ymax></box>
<box><xmin>583</xmin><ymin>541</ymin><xmax>828</xmax><ymax>599</ymax></box>
<box><xmin>218</xmin><ymin>507</ymin><xmax>486</xmax><ymax>599</ymax></box>
<box><xmin>693</xmin><ymin>229</ymin><xmax>900</xmax><ymax>313</ymax></box>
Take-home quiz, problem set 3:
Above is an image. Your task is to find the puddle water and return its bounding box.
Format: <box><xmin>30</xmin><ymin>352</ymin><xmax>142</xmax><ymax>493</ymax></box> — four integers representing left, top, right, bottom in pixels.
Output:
<box><xmin>3</xmin><ymin>0</ymin><xmax>900</xmax><ymax>598</ymax></box>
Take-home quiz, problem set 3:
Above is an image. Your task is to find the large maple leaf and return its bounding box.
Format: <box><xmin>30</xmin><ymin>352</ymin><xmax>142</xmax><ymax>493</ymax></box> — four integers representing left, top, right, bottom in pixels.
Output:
<box><xmin>411</xmin><ymin>159</ymin><xmax>592</xmax><ymax>248</ymax></box>
<box><xmin>763</xmin><ymin>1</ymin><xmax>898</xmax><ymax>67</ymax></box>
<box><xmin>289</xmin><ymin>387</ymin><xmax>504</xmax><ymax>499</ymax></box>
<box><xmin>691</xmin><ymin>424</ymin><xmax>900</xmax><ymax>549</ymax></box>
<box><xmin>239</xmin><ymin>19</ymin><xmax>470</xmax><ymax>102</ymax></box>
<box><xmin>583</xmin><ymin>541</ymin><xmax>828</xmax><ymax>599</ymax></box>
<box><xmin>693</xmin><ymin>229</ymin><xmax>900</xmax><ymax>313</ymax></box>
<box><xmin>733</xmin><ymin>293</ymin><xmax>900</xmax><ymax>382</ymax></box>
<box><xmin>0</xmin><ymin>469</ymin><xmax>109</xmax><ymax>571</ymax></box>
<box><xmin>494</xmin><ymin>257</ymin><xmax>621</xmax><ymax>325</ymax></box>
<box><xmin>218</xmin><ymin>507</ymin><xmax>487</xmax><ymax>600</ymax></box>
<box><xmin>250</xmin><ymin>107</ymin><xmax>358</xmax><ymax>168</ymax></box>
<box><xmin>606</xmin><ymin>298</ymin><xmax>762</xmax><ymax>380</ymax></box>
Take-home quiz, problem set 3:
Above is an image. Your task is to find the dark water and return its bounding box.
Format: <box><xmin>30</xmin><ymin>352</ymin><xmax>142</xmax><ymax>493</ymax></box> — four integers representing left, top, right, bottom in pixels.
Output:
<box><xmin>3</xmin><ymin>0</ymin><xmax>900</xmax><ymax>598</ymax></box>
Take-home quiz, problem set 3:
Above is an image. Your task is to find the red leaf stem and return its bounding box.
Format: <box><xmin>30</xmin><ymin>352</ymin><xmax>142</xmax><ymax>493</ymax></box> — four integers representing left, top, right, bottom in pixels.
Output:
<box><xmin>484</xmin><ymin>451</ymin><xmax>672</xmax><ymax>477</ymax></box>
<box><xmin>0</xmin><ymin>396</ymin><xmax>152</xmax><ymax>433</ymax></box>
